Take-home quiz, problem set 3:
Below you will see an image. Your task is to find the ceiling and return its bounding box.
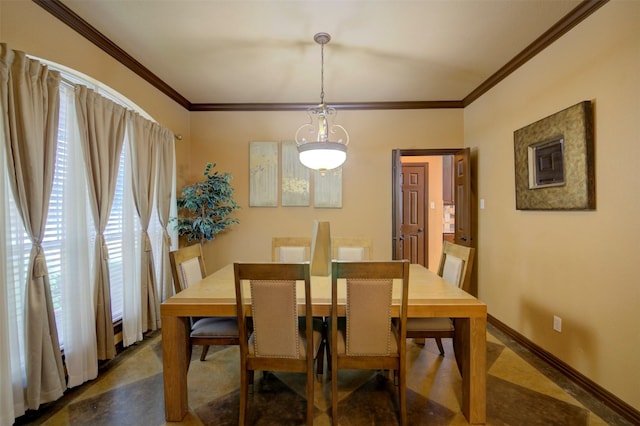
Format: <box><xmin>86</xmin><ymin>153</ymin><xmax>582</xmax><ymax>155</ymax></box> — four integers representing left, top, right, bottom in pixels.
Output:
<box><xmin>40</xmin><ymin>0</ymin><xmax>603</xmax><ymax>110</ymax></box>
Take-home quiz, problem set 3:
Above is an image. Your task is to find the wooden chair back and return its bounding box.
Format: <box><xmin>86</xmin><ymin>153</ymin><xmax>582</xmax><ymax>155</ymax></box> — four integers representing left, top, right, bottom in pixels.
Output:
<box><xmin>437</xmin><ymin>241</ymin><xmax>475</xmax><ymax>292</ymax></box>
<box><xmin>330</xmin><ymin>260</ymin><xmax>410</xmax><ymax>425</ymax></box>
<box><xmin>271</xmin><ymin>237</ymin><xmax>312</xmax><ymax>262</ymax></box>
<box><xmin>331</xmin><ymin>237</ymin><xmax>373</xmax><ymax>260</ymax></box>
<box><xmin>234</xmin><ymin>262</ymin><xmax>315</xmax><ymax>425</ymax></box>
<box><xmin>169</xmin><ymin>243</ymin><xmax>206</xmax><ymax>294</ymax></box>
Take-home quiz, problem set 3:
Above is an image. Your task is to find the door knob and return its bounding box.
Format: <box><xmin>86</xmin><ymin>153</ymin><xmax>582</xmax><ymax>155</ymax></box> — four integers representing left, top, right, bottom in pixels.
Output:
<box><xmin>417</xmin><ymin>228</ymin><xmax>424</xmax><ymax>233</ymax></box>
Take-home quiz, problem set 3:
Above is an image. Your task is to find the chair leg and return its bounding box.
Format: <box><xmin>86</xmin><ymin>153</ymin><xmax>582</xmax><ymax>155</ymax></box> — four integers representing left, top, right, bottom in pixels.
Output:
<box><xmin>399</xmin><ymin>366</ymin><xmax>407</xmax><ymax>426</ymax></box>
<box><xmin>326</xmin><ymin>338</ymin><xmax>332</xmax><ymax>372</ymax></box>
<box><xmin>331</xmin><ymin>358</ymin><xmax>338</xmax><ymax>423</ymax></box>
<box><xmin>239</xmin><ymin>368</ymin><xmax>248</xmax><ymax>425</ymax></box>
<box><xmin>306</xmin><ymin>365</ymin><xmax>314</xmax><ymax>425</ymax></box>
<box><xmin>200</xmin><ymin>345</ymin><xmax>210</xmax><ymax>361</ymax></box>
<box><xmin>316</xmin><ymin>339</ymin><xmax>325</xmax><ymax>381</ymax></box>
<box><xmin>435</xmin><ymin>338</ymin><xmax>445</xmax><ymax>356</ymax></box>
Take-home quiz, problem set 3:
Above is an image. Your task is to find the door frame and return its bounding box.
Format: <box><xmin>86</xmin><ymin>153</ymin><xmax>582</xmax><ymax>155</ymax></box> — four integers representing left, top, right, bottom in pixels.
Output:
<box><xmin>392</xmin><ymin>148</ymin><xmax>473</xmax><ymax>261</ymax></box>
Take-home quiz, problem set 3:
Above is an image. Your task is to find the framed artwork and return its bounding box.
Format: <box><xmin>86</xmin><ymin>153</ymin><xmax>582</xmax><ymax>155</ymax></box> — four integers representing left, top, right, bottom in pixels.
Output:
<box><xmin>514</xmin><ymin>101</ymin><xmax>595</xmax><ymax>210</ymax></box>
<box><xmin>281</xmin><ymin>141</ymin><xmax>310</xmax><ymax>206</ymax></box>
<box><xmin>314</xmin><ymin>168</ymin><xmax>342</xmax><ymax>208</ymax></box>
<box><xmin>249</xmin><ymin>141</ymin><xmax>278</xmax><ymax>207</ymax></box>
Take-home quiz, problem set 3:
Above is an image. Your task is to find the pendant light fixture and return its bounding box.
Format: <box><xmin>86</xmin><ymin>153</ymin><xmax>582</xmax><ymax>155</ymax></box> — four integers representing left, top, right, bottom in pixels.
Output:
<box><xmin>295</xmin><ymin>32</ymin><xmax>349</xmax><ymax>173</ymax></box>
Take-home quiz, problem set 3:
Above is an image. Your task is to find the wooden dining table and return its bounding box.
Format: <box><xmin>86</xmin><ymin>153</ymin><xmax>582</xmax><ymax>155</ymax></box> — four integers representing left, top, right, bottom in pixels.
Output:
<box><xmin>161</xmin><ymin>262</ymin><xmax>487</xmax><ymax>424</ymax></box>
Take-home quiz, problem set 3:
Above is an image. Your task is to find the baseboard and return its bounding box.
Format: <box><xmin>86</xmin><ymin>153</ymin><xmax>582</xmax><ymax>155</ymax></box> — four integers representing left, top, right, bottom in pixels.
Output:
<box><xmin>487</xmin><ymin>314</ymin><xmax>640</xmax><ymax>424</ymax></box>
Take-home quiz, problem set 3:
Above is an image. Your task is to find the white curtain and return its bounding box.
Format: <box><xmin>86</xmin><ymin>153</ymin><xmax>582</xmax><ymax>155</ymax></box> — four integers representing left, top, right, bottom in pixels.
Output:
<box><xmin>74</xmin><ymin>85</ymin><xmax>127</xmax><ymax>360</ymax></box>
<box><xmin>0</xmin><ymin>44</ymin><xmax>66</xmax><ymax>409</ymax></box>
<box><xmin>59</xmin><ymin>84</ymin><xmax>98</xmax><ymax>387</ymax></box>
<box><xmin>155</xmin><ymin>127</ymin><xmax>177</xmax><ymax>302</ymax></box>
<box><xmin>0</xmin><ymin>88</ymin><xmax>26</xmax><ymax>426</ymax></box>
<box><xmin>121</xmin><ymin>135</ymin><xmax>143</xmax><ymax>346</ymax></box>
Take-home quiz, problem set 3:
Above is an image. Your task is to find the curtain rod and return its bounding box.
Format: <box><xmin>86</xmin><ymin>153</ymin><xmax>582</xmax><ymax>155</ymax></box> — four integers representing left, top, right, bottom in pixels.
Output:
<box><xmin>58</xmin><ymin>75</ymin><xmax>181</xmax><ymax>141</ymax></box>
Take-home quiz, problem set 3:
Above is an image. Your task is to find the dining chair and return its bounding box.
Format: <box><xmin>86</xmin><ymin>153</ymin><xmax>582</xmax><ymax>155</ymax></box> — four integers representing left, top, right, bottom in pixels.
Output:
<box><xmin>234</xmin><ymin>262</ymin><xmax>320</xmax><ymax>425</ymax></box>
<box><xmin>330</xmin><ymin>260</ymin><xmax>410</xmax><ymax>425</ymax></box>
<box><xmin>272</xmin><ymin>237</ymin><xmax>312</xmax><ymax>262</ymax></box>
<box><xmin>272</xmin><ymin>235</ymin><xmax>328</xmax><ymax>380</ymax></box>
<box><xmin>405</xmin><ymin>241</ymin><xmax>475</xmax><ymax>355</ymax></box>
<box><xmin>169</xmin><ymin>244</ymin><xmax>239</xmax><ymax>362</ymax></box>
<box><xmin>331</xmin><ymin>237</ymin><xmax>373</xmax><ymax>260</ymax></box>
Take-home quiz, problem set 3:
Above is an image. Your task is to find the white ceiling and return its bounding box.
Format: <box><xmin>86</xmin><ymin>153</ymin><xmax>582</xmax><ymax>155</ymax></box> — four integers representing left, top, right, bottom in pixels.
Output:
<box><xmin>57</xmin><ymin>0</ymin><xmax>583</xmax><ymax>106</ymax></box>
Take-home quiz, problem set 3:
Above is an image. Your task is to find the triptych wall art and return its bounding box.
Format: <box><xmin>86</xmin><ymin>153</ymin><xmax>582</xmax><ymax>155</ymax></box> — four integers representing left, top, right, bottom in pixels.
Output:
<box><xmin>249</xmin><ymin>141</ymin><xmax>343</xmax><ymax>208</ymax></box>
<box><xmin>514</xmin><ymin>101</ymin><xmax>595</xmax><ymax>210</ymax></box>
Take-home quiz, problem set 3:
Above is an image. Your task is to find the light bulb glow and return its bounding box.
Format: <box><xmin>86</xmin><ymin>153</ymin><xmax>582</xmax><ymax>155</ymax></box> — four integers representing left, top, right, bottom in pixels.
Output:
<box><xmin>298</xmin><ymin>142</ymin><xmax>347</xmax><ymax>171</ymax></box>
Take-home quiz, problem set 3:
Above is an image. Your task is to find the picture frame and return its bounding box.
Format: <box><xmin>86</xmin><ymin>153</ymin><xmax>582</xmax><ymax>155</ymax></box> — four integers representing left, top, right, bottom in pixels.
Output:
<box><xmin>314</xmin><ymin>168</ymin><xmax>342</xmax><ymax>208</ymax></box>
<box><xmin>514</xmin><ymin>101</ymin><xmax>595</xmax><ymax>210</ymax></box>
<box><xmin>281</xmin><ymin>141</ymin><xmax>310</xmax><ymax>206</ymax></box>
<box><xmin>249</xmin><ymin>141</ymin><xmax>278</xmax><ymax>207</ymax></box>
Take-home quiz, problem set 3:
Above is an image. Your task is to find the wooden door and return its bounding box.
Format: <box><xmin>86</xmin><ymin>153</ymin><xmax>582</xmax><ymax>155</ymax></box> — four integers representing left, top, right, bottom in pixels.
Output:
<box><xmin>454</xmin><ymin>148</ymin><xmax>472</xmax><ymax>246</ymax></box>
<box><xmin>399</xmin><ymin>164</ymin><xmax>428</xmax><ymax>266</ymax></box>
<box><xmin>392</xmin><ymin>148</ymin><xmax>473</xmax><ymax>263</ymax></box>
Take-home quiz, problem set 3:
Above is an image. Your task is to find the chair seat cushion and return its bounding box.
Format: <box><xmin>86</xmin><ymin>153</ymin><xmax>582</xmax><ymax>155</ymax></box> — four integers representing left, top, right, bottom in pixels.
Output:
<box><xmin>191</xmin><ymin>317</ymin><xmax>239</xmax><ymax>338</ymax></box>
<box><xmin>406</xmin><ymin>317</ymin><xmax>454</xmax><ymax>332</ymax></box>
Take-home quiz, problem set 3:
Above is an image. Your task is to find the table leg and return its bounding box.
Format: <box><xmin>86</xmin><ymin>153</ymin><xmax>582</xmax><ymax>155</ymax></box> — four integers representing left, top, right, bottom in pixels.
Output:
<box><xmin>454</xmin><ymin>316</ymin><xmax>487</xmax><ymax>424</ymax></box>
<box><xmin>162</xmin><ymin>314</ymin><xmax>190</xmax><ymax>421</ymax></box>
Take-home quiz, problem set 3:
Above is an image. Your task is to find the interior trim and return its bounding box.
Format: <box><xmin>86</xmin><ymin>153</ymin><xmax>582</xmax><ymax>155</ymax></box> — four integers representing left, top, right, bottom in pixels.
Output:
<box><xmin>463</xmin><ymin>0</ymin><xmax>608</xmax><ymax>106</ymax></box>
<box><xmin>32</xmin><ymin>0</ymin><xmax>609</xmax><ymax>110</ymax></box>
<box><xmin>32</xmin><ymin>0</ymin><xmax>191</xmax><ymax>110</ymax></box>
<box><xmin>488</xmin><ymin>314</ymin><xmax>640</xmax><ymax>424</ymax></box>
<box><xmin>189</xmin><ymin>100</ymin><xmax>463</xmax><ymax>111</ymax></box>
<box><xmin>33</xmin><ymin>0</ymin><xmax>609</xmax><ymax>112</ymax></box>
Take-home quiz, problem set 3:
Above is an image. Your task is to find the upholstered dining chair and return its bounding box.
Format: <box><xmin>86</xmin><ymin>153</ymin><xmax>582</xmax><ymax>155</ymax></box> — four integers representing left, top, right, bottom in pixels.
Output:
<box><xmin>405</xmin><ymin>241</ymin><xmax>475</xmax><ymax>355</ymax></box>
<box><xmin>234</xmin><ymin>262</ymin><xmax>320</xmax><ymax>425</ymax></box>
<box><xmin>331</xmin><ymin>237</ymin><xmax>374</xmax><ymax>261</ymax></box>
<box><xmin>271</xmin><ymin>237</ymin><xmax>312</xmax><ymax>262</ymax></box>
<box><xmin>272</xmin><ymin>236</ymin><xmax>328</xmax><ymax>380</ymax></box>
<box><xmin>330</xmin><ymin>260</ymin><xmax>410</xmax><ymax>425</ymax></box>
<box><xmin>169</xmin><ymin>244</ymin><xmax>239</xmax><ymax>362</ymax></box>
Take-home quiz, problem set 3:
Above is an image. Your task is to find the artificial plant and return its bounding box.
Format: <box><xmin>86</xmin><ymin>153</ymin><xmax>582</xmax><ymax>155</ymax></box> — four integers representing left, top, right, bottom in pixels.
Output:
<box><xmin>174</xmin><ymin>162</ymin><xmax>240</xmax><ymax>244</ymax></box>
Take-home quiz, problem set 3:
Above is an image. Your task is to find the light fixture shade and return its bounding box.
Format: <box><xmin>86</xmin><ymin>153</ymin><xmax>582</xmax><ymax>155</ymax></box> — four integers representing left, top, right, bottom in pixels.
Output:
<box><xmin>298</xmin><ymin>142</ymin><xmax>347</xmax><ymax>171</ymax></box>
<box><xmin>295</xmin><ymin>32</ymin><xmax>349</xmax><ymax>172</ymax></box>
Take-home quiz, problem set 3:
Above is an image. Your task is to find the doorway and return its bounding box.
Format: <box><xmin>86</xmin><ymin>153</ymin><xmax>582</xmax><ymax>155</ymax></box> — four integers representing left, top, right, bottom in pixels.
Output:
<box><xmin>392</xmin><ymin>149</ymin><xmax>472</xmax><ymax>270</ymax></box>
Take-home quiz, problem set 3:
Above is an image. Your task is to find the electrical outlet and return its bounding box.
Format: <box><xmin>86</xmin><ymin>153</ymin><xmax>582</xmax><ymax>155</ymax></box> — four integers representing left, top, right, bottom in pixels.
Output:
<box><xmin>553</xmin><ymin>315</ymin><xmax>562</xmax><ymax>332</ymax></box>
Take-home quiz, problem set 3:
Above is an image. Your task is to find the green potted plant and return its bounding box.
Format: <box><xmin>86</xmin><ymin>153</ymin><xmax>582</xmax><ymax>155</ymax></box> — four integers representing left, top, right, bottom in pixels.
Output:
<box><xmin>173</xmin><ymin>162</ymin><xmax>240</xmax><ymax>244</ymax></box>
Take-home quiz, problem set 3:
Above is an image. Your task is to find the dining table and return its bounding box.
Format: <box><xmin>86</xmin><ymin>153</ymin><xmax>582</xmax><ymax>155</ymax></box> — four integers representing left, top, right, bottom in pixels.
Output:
<box><xmin>160</xmin><ymin>262</ymin><xmax>487</xmax><ymax>424</ymax></box>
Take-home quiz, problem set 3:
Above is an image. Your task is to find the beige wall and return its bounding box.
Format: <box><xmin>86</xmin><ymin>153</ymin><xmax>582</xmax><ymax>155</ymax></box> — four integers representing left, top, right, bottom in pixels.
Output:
<box><xmin>3</xmin><ymin>0</ymin><xmax>638</xmax><ymax>413</ymax></box>
<box><xmin>0</xmin><ymin>1</ymin><xmax>191</xmax><ymax>166</ymax></box>
<box><xmin>465</xmin><ymin>1</ymin><xmax>640</xmax><ymax>410</ymax></box>
<box><xmin>189</xmin><ymin>109</ymin><xmax>463</xmax><ymax>272</ymax></box>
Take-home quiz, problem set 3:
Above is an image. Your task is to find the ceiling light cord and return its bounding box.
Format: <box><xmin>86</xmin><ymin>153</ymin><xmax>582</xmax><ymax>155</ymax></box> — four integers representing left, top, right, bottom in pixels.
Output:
<box><xmin>320</xmin><ymin>39</ymin><xmax>325</xmax><ymax>105</ymax></box>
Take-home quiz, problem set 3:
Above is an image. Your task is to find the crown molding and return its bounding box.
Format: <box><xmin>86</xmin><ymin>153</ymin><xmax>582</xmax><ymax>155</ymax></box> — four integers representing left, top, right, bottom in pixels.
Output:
<box><xmin>463</xmin><ymin>0</ymin><xmax>609</xmax><ymax>106</ymax></box>
<box><xmin>34</xmin><ymin>0</ymin><xmax>608</xmax><ymax>112</ymax></box>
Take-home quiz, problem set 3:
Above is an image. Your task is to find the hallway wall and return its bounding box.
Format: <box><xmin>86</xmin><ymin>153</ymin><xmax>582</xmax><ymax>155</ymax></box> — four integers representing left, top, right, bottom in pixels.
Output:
<box><xmin>464</xmin><ymin>1</ymin><xmax>640</xmax><ymax>410</ymax></box>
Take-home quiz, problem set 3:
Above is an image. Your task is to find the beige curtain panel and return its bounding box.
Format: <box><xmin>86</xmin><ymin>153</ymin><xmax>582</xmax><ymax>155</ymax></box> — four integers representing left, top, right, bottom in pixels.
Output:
<box><xmin>127</xmin><ymin>111</ymin><xmax>161</xmax><ymax>332</ymax></box>
<box><xmin>0</xmin><ymin>43</ymin><xmax>66</xmax><ymax>409</ymax></box>
<box><xmin>74</xmin><ymin>85</ymin><xmax>127</xmax><ymax>360</ymax></box>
